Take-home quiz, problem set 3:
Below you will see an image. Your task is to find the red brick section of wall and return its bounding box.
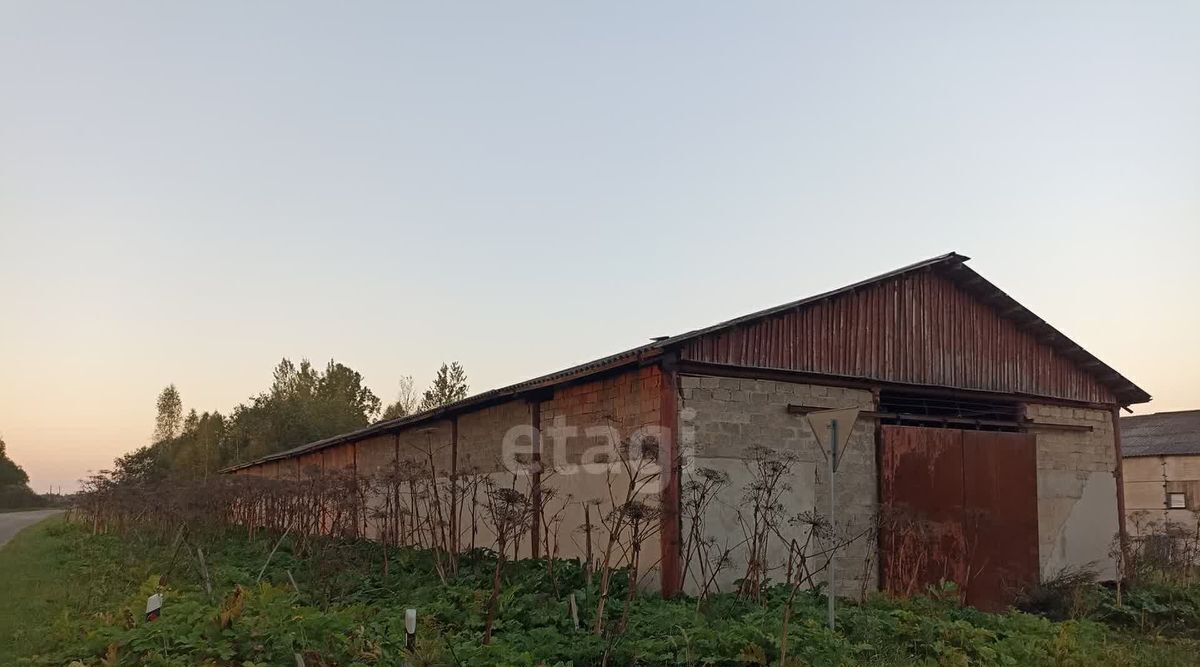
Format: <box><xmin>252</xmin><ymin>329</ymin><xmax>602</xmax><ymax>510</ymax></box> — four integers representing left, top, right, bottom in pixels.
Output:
<box><xmin>539</xmin><ymin>365</ymin><xmax>663</xmax><ymax>465</ymax></box>
<box><xmin>538</xmin><ymin>364</ymin><xmax>682</xmax><ymax>597</ymax></box>
<box><xmin>323</xmin><ymin>442</ymin><xmax>356</xmax><ymax>472</ymax></box>
<box><xmin>298</xmin><ymin>451</ymin><xmax>323</xmax><ymax>477</ymax></box>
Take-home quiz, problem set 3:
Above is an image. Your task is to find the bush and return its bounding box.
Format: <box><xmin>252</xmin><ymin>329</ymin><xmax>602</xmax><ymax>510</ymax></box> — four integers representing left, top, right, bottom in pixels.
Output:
<box><xmin>1016</xmin><ymin>566</ymin><xmax>1103</xmax><ymax>621</ymax></box>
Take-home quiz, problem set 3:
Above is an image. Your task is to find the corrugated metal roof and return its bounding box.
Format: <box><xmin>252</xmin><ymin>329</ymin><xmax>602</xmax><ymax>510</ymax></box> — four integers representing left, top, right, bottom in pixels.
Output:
<box><xmin>1121</xmin><ymin>410</ymin><xmax>1200</xmax><ymax>458</ymax></box>
<box><xmin>223</xmin><ymin>252</ymin><xmax>1149</xmax><ymax>472</ymax></box>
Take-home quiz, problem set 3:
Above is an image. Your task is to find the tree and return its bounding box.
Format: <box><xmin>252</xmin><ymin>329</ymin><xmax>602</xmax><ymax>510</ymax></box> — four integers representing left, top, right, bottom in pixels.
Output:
<box><xmin>0</xmin><ymin>436</ymin><xmax>44</xmax><ymax>509</ymax></box>
<box><xmin>154</xmin><ymin>384</ymin><xmax>184</xmax><ymax>443</ymax></box>
<box><xmin>169</xmin><ymin>410</ymin><xmax>227</xmax><ymax>480</ymax></box>
<box><xmin>116</xmin><ymin>357</ymin><xmax>383</xmax><ymax>477</ymax></box>
<box><xmin>223</xmin><ymin>358</ymin><xmax>382</xmax><ymax>464</ymax></box>
<box><xmin>380</xmin><ymin>375</ymin><xmax>419</xmax><ymax>421</ymax></box>
<box><xmin>420</xmin><ymin>362</ymin><xmax>470</xmax><ymax>411</ymax></box>
<box><xmin>111</xmin><ymin>445</ymin><xmax>171</xmax><ymax>485</ymax></box>
<box><xmin>0</xmin><ymin>436</ymin><xmax>30</xmax><ymax>487</ymax></box>
<box><xmin>317</xmin><ymin>360</ymin><xmax>382</xmax><ymax>428</ymax></box>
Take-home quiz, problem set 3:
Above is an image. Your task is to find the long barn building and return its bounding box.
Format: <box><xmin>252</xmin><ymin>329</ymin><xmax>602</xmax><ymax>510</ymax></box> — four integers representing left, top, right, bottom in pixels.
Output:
<box><xmin>225</xmin><ymin>253</ymin><xmax>1149</xmax><ymax>609</ymax></box>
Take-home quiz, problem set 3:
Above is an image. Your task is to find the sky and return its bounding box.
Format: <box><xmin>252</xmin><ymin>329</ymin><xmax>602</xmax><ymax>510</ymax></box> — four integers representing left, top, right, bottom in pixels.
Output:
<box><xmin>1</xmin><ymin>2</ymin><xmax>1197</xmax><ymax>492</ymax></box>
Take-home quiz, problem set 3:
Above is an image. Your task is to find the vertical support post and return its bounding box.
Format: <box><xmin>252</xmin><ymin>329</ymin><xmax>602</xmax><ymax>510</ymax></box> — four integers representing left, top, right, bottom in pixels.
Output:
<box><xmin>1111</xmin><ymin>406</ymin><xmax>1131</xmax><ymax>578</ymax></box>
<box><xmin>450</xmin><ymin>417</ymin><xmax>459</xmax><ymax>556</ymax></box>
<box><xmin>392</xmin><ymin>433</ymin><xmax>401</xmax><ymax>548</ymax></box>
<box><xmin>352</xmin><ymin>441</ymin><xmax>362</xmax><ymax>537</ymax></box>
<box><xmin>828</xmin><ymin>419</ymin><xmax>838</xmax><ymax>631</ymax></box>
<box><xmin>530</xmin><ymin>400</ymin><xmax>543</xmax><ymax>559</ymax></box>
<box><xmin>659</xmin><ymin>357</ymin><xmax>682</xmax><ymax>598</ymax></box>
<box><xmin>871</xmin><ymin>388</ymin><xmax>885</xmax><ymax>593</ymax></box>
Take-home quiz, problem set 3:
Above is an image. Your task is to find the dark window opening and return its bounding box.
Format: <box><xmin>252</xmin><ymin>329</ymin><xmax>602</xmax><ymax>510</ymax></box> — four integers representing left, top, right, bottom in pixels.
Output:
<box><xmin>877</xmin><ymin>390</ymin><xmax>1022</xmax><ymax>432</ymax></box>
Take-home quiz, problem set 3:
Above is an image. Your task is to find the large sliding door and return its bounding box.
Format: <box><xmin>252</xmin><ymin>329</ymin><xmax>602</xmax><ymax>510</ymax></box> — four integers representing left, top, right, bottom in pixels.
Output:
<box><xmin>880</xmin><ymin>425</ymin><xmax>1039</xmax><ymax>610</ymax></box>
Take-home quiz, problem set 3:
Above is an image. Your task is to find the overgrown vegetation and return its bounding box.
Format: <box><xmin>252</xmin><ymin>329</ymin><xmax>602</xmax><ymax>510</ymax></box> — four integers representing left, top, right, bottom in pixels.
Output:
<box><xmin>51</xmin><ymin>428</ymin><xmax>1200</xmax><ymax>666</ymax></box>
<box><xmin>3</xmin><ymin>517</ymin><xmax>1197</xmax><ymax>666</ymax></box>
<box><xmin>31</xmin><ymin>403</ymin><xmax>1200</xmax><ymax>666</ymax></box>
<box><xmin>1017</xmin><ymin>512</ymin><xmax>1200</xmax><ymax>641</ymax></box>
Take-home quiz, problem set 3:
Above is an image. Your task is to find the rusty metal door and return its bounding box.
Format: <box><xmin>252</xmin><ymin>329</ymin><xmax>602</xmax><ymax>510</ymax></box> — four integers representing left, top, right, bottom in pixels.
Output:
<box><xmin>881</xmin><ymin>426</ymin><xmax>1039</xmax><ymax>610</ymax></box>
<box><xmin>960</xmin><ymin>430</ymin><xmax>1040</xmax><ymax>609</ymax></box>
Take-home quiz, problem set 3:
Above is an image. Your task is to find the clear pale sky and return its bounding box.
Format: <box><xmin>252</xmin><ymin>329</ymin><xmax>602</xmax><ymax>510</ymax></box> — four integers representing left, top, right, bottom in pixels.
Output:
<box><xmin>1</xmin><ymin>2</ymin><xmax>1197</xmax><ymax>492</ymax></box>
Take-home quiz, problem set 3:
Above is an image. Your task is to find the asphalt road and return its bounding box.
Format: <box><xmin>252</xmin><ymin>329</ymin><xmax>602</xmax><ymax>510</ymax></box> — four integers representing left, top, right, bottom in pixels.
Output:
<box><xmin>0</xmin><ymin>509</ymin><xmax>62</xmax><ymax>550</ymax></box>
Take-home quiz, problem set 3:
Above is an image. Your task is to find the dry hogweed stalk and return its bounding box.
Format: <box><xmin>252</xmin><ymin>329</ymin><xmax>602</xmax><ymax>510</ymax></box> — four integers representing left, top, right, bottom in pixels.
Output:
<box><xmin>735</xmin><ymin>445</ymin><xmax>797</xmax><ymax>603</ymax></box>
<box><xmin>680</xmin><ymin>466</ymin><xmax>733</xmax><ymax>600</ymax></box>
<box><xmin>593</xmin><ymin>435</ymin><xmax>662</xmax><ymax>636</ymax></box>
<box><xmin>480</xmin><ymin>481</ymin><xmax>533</xmax><ymax>645</ymax></box>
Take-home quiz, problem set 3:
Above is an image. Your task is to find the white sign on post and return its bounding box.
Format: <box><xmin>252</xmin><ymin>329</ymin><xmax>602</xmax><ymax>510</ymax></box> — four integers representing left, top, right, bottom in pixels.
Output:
<box><xmin>803</xmin><ymin>407</ymin><xmax>860</xmax><ymax>632</ymax></box>
<box><xmin>805</xmin><ymin>407</ymin><xmax>861</xmax><ymax>471</ymax></box>
<box><xmin>405</xmin><ymin>608</ymin><xmax>417</xmax><ymax>650</ymax></box>
<box><xmin>145</xmin><ymin>593</ymin><xmax>163</xmax><ymax>622</ymax></box>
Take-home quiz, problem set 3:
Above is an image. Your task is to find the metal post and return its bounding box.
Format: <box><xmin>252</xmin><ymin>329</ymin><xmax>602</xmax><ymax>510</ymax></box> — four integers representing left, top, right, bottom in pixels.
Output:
<box><xmin>828</xmin><ymin>419</ymin><xmax>838</xmax><ymax>631</ymax></box>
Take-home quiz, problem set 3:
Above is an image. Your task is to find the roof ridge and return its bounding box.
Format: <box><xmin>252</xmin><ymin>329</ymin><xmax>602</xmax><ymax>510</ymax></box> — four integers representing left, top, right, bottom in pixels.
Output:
<box><xmin>1122</xmin><ymin>409</ymin><xmax>1200</xmax><ymax>419</ymax></box>
<box><xmin>223</xmin><ymin>251</ymin><xmax>1149</xmax><ymax>473</ymax></box>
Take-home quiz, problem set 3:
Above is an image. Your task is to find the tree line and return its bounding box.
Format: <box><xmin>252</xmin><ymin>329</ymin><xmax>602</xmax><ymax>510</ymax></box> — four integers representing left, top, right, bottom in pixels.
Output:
<box><xmin>112</xmin><ymin>358</ymin><xmax>469</xmax><ymax>484</ymax></box>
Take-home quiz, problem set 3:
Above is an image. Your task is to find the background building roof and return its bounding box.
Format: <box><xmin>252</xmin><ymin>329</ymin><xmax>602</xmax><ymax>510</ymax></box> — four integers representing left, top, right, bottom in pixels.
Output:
<box><xmin>1121</xmin><ymin>410</ymin><xmax>1200</xmax><ymax>458</ymax></box>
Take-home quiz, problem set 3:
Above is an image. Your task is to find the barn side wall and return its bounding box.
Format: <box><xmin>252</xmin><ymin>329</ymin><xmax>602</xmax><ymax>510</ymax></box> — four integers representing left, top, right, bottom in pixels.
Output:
<box><xmin>226</xmin><ymin>369</ymin><xmax>1126</xmax><ymax>594</ymax></box>
<box><xmin>226</xmin><ymin>365</ymin><xmax>666</xmax><ymax>581</ymax></box>
<box><xmin>536</xmin><ymin>365</ymin><xmax>665</xmax><ymax>580</ymax></box>
<box><xmin>1025</xmin><ymin>404</ymin><xmax>1120</xmax><ymax>579</ymax></box>
<box><xmin>678</xmin><ymin>373</ymin><xmax>877</xmax><ymax>598</ymax></box>
<box><xmin>1123</xmin><ymin>454</ymin><xmax>1200</xmax><ymax>533</ymax></box>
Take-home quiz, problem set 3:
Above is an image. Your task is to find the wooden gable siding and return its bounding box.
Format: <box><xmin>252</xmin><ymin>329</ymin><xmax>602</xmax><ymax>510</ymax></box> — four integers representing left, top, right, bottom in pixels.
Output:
<box><xmin>681</xmin><ymin>269</ymin><xmax>1117</xmax><ymax>404</ymax></box>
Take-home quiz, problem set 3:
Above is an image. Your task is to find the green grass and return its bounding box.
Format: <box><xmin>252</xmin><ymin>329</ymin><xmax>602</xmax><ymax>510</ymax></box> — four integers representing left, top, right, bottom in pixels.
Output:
<box><xmin>0</xmin><ymin>516</ymin><xmax>69</xmax><ymax>663</ymax></box>
<box><xmin>0</xmin><ymin>518</ymin><xmax>89</xmax><ymax>661</ymax></box>
<box><xmin>0</xmin><ymin>516</ymin><xmax>165</xmax><ymax>665</ymax></box>
<box><xmin>3</xmin><ymin>519</ymin><xmax>1200</xmax><ymax>666</ymax></box>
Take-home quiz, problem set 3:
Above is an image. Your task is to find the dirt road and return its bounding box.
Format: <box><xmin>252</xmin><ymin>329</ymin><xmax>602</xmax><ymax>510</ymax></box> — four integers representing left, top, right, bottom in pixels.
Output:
<box><xmin>0</xmin><ymin>509</ymin><xmax>62</xmax><ymax>550</ymax></box>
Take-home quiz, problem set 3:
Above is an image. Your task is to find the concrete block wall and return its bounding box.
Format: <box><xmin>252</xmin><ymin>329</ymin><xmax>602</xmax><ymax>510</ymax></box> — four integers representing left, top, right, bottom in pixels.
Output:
<box><xmin>1124</xmin><ymin>454</ymin><xmax>1200</xmax><ymax>533</ymax></box>
<box><xmin>678</xmin><ymin>374</ymin><xmax>877</xmax><ymax>597</ymax></box>
<box><xmin>1024</xmin><ymin>403</ymin><xmax>1120</xmax><ymax>579</ymax></box>
<box><xmin>458</xmin><ymin>401</ymin><xmax>531</xmax><ymax>474</ymax></box>
<box><xmin>355</xmin><ymin>434</ymin><xmax>397</xmax><ymax>478</ymax></box>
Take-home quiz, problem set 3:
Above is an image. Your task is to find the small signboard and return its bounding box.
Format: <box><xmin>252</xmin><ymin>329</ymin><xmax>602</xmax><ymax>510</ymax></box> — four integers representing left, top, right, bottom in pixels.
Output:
<box><xmin>405</xmin><ymin>608</ymin><xmax>417</xmax><ymax>650</ymax></box>
<box><xmin>805</xmin><ymin>408</ymin><xmax>860</xmax><ymax>471</ymax></box>
<box><xmin>145</xmin><ymin>593</ymin><xmax>163</xmax><ymax>622</ymax></box>
<box><xmin>801</xmin><ymin>407</ymin><xmax>861</xmax><ymax>632</ymax></box>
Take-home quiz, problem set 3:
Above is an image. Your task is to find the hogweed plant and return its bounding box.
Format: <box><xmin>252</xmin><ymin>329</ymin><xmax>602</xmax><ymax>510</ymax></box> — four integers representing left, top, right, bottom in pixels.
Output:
<box><xmin>480</xmin><ymin>480</ymin><xmax>533</xmax><ymax>644</ymax></box>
